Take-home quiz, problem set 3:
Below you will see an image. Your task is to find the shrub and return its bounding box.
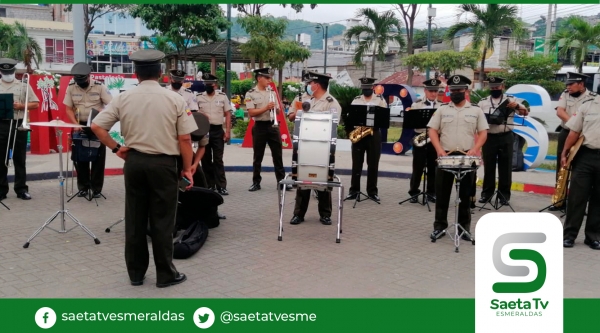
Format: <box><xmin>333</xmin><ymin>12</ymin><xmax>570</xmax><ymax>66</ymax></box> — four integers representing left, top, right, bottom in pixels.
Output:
<box><xmin>232</xmin><ymin>119</ymin><xmax>249</xmax><ymax>138</ymax></box>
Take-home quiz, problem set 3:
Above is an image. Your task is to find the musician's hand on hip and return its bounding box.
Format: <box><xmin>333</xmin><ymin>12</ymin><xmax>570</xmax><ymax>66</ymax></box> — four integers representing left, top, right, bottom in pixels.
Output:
<box><xmin>116</xmin><ymin>146</ymin><xmax>130</xmax><ymax>160</ymax></box>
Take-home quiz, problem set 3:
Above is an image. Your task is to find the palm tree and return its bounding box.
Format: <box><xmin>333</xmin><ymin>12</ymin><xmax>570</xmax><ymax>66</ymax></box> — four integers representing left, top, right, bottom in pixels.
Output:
<box><xmin>445</xmin><ymin>4</ymin><xmax>523</xmax><ymax>84</ymax></box>
<box><xmin>344</xmin><ymin>9</ymin><xmax>405</xmax><ymax>78</ymax></box>
<box><xmin>0</xmin><ymin>21</ymin><xmax>14</xmax><ymax>58</ymax></box>
<box><xmin>548</xmin><ymin>16</ymin><xmax>600</xmax><ymax>73</ymax></box>
<box><xmin>8</xmin><ymin>22</ymin><xmax>42</xmax><ymax>73</ymax></box>
<box><xmin>139</xmin><ymin>35</ymin><xmax>175</xmax><ymax>62</ymax></box>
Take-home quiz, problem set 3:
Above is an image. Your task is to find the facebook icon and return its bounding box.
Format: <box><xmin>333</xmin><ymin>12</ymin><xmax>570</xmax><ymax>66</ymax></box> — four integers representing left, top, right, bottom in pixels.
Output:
<box><xmin>35</xmin><ymin>307</ymin><xmax>56</xmax><ymax>329</ymax></box>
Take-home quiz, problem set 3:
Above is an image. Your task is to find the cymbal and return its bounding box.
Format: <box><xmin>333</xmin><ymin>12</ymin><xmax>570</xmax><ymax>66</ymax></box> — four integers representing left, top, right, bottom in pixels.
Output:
<box><xmin>29</xmin><ymin>120</ymin><xmax>83</xmax><ymax>128</ymax></box>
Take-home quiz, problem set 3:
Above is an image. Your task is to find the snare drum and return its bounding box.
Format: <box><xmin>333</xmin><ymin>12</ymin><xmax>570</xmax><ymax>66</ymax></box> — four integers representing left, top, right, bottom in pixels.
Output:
<box><xmin>292</xmin><ymin>111</ymin><xmax>338</xmax><ymax>182</ymax></box>
<box><xmin>437</xmin><ymin>155</ymin><xmax>481</xmax><ymax>170</ymax></box>
<box><xmin>71</xmin><ymin>131</ymin><xmax>101</xmax><ymax>162</ymax></box>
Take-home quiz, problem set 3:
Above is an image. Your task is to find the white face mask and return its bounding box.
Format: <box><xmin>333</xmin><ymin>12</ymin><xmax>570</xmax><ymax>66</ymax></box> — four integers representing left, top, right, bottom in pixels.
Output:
<box><xmin>1</xmin><ymin>74</ymin><xmax>15</xmax><ymax>83</ymax></box>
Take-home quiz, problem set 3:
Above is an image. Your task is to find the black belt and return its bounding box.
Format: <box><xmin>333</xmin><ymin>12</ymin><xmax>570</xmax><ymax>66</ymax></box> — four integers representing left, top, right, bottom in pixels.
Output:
<box><xmin>488</xmin><ymin>131</ymin><xmax>512</xmax><ymax>136</ymax></box>
<box><xmin>210</xmin><ymin>124</ymin><xmax>223</xmax><ymax>129</ymax></box>
<box><xmin>129</xmin><ymin>149</ymin><xmax>178</xmax><ymax>159</ymax></box>
<box><xmin>0</xmin><ymin>119</ymin><xmax>21</xmax><ymax>123</ymax></box>
<box><xmin>581</xmin><ymin>146</ymin><xmax>600</xmax><ymax>154</ymax></box>
<box><xmin>254</xmin><ymin>121</ymin><xmax>273</xmax><ymax>126</ymax></box>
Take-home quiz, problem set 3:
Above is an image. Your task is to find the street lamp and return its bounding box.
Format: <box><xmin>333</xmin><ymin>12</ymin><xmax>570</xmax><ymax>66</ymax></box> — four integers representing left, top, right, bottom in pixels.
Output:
<box><xmin>426</xmin><ymin>5</ymin><xmax>436</xmax><ymax>80</ymax></box>
<box><xmin>315</xmin><ymin>23</ymin><xmax>329</xmax><ymax>75</ymax></box>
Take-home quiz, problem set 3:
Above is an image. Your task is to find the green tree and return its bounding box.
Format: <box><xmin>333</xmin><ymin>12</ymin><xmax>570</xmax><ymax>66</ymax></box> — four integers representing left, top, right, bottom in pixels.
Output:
<box><xmin>130</xmin><ymin>4</ymin><xmax>229</xmax><ymax>71</ymax></box>
<box><xmin>238</xmin><ymin>15</ymin><xmax>287</xmax><ymax>68</ymax></box>
<box><xmin>344</xmin><ymin>9</ymin><xmax>405</xmax><ymax>77</ymax></box>
<box><xmin>403</xmin><ymin>49</ymin><xmax>480</xmax><ymax>79</ymax></box>
<box><xmin>270</xmin><ymin>41</ymin><xmax>311</xmax><ymax>99</ymax></box>
<box><xmin>64</xmin><ymin>5</ymin><xmax>132</xmax><ymax>50</ymax></box>
<box><xmin>0</xmin><ymin>21</ymin><xmax>14</xmax><ymax>58</ymax></box>
<box><xmin>412</xmin><ymin>28</ymin><xmax>444</xmax><ymax>49</ymax></box>
<box><xmin>445</xmin><ymin>4</ymin><xmax>523</xmax><ymax>84</ymax></box>
<box><xmin>139</xmin><ymin>35</ymin><xmax>175</xmax><ymax>66</ymax></box>
<box><xmin>548</xmin><ymin>16</ymin><xmax>600</xmax><ymax>73</ymax></box>
<box><xmin>329</xmin><ymin>82</ymin><xmax>361</xmax><ymax>126</ymax></box>
<box><xmin>395</xmin><ymin>4</ymin><xmax>419</xmax><ymax>85</ymax></box>
<box><xmin>233</xmin><ymin>4</ymin><xmax>317</xmax><ymax>17</ymax></box>
<box><xmin>488</xmin><ymin>50</ymin><xmax>564</xmax><ymax>95</ymax></box>
<box><xmin>8</xmin><ymin>22</ymin><xmax>42</xmax><ymax>73</ymax></box>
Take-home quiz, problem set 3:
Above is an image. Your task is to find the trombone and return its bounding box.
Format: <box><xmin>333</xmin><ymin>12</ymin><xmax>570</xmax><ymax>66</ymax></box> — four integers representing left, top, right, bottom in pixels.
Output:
<box><xmin>267</xmin><ymin>86</ymin><xmax>279</xmax><ymax>127</ymax></box>
<box><xmin>5</xmin><ymin>73</ymin><xmax>31</xmax><ymax>168</ymax></box>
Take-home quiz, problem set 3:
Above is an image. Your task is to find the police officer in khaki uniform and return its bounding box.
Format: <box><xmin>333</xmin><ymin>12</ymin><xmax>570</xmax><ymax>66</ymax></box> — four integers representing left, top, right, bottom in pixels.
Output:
<box><xmin>407</xmin><ymin>78</ymin><xmax>440</xmax><ymax>203</ymax></box>
<box><xmin>427</xmin><ymin>75</ymin><xmax>489</xmax><ymax>241</ymax></box>
<box><xmin>345</xmin><ymin>77</ymin><xmax>387</xmax><ymax>201</ymax></box>
<box><xmin>196</xmin><ymin>73</ymin><xmax>231</xmax><ymax>195</ymax></box>
<box><xmin>562</xmin><ymin>95</ymin><xmax>600</xmax><ymax>249</ymax></box>
<box><xmin>92</xmin><ymin>50</ymin><xmax>197</xmax><ymax>288</ymax></box>
<box><xmin>552</xmin><ymin>72</ymin><xmax>596</xmax><ymax>211</ymax></box>
<box><xmin>288</xmin><ymin>72</ymin><xmax>341</xmax><ymax>225</ymax></box>
<box><xmin>287</xmin><ymin>71</ymin><xmax>311</xmax><ymax>118</ymax></box>
<box><xmin>477</xmin><ymin>77</ymin><xmax>528</xmax><ymax>205</ymax></box>
<box><xmin>63</xmin><ymin>62</ymin><xmax>112</xmax><ymax>198</ymax></box>
<box><xmin>246</xmin><ymin>68</ymin><xmax>289</xmax><ymax>192</ymax></box>
<box><xmin>0</xmin><ymin>58</ymin><xmax>39</xmax><ymax>201</ymax></box>
<box><xmin>166</xmin><ymin>69</ymin><xmax>198</xmax><ymax>112</ymax></box>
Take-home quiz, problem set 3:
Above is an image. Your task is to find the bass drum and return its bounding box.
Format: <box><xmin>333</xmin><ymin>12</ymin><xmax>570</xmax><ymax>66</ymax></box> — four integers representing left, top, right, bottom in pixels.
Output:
<box><xmin>292</xmin><ymin>111</ymin><xmax>338</xmax><ymax>184</ymax></box>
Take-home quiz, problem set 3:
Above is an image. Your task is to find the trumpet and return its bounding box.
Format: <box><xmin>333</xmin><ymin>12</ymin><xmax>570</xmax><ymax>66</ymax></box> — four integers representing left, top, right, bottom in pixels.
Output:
<box><xmin>5</xmin><ymin>73</ymin><xmax>31</xmax><ymax>167</ymax></box>
<box><xmin>267</xmin><ymin>86</ymin><xmax>279</xmax><ymax>127</ymax></box>
<box><xmin>17</xmin><ymin>73</ymin><xmax>31</xmax><ymax>132</ymax></box>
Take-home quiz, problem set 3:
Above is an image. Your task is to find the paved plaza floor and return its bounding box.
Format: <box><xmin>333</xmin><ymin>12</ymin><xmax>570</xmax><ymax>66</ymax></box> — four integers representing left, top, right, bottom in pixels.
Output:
<box><xmin>1</xmin><ymin>172</ymin><xmax>597</xmax><ymax>299</ymax></box>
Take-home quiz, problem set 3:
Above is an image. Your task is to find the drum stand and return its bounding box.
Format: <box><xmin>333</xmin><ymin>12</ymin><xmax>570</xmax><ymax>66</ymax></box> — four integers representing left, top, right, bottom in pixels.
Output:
<box><xmin>0</xmin><ymin>199</ymin><xmax>8</xmax><ymax>210</ymax></box>
<box><xmin>105</xmin><ymin>218</ymin><xmax>124</xmax><ymax>233</ymax></box>
<box><xmin>278</xmin><ymin>174</ymin><xmax>344</xmax><ymax>243</ymax></box>
<box><xmin>431</xmin><ymin>167</ymin><xmax>476</xmax><ymax>253</ymax></box>
<box><xmin>345</xmin><ymin>191</ymin><xmax>380</xmax><ymax>209</ymax></box>
<box><xmin>23</xmin><ymin>129</ymin><xmax>100</xmax><ymax>248</ymax></box>
<box><xmin>398</xmin><ymin>147</ymin><xmax>432</xmax><ymax>212</ymax></box>
<box><xmin>479</xmin><ymin>190</ymin><xmax>515</xmax><ymax>212</ymax></box>
<box><xmin>67</xmin><ymin>185</ymin><xmax>106</xmax><ymax>207</ymax></box>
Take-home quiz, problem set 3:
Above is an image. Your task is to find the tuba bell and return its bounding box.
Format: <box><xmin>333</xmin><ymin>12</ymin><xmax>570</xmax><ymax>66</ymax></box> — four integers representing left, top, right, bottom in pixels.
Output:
<box><xmin>412</xmin><ymin>132</ymin><xmax>430</xmax><ymax>147</ymax></box>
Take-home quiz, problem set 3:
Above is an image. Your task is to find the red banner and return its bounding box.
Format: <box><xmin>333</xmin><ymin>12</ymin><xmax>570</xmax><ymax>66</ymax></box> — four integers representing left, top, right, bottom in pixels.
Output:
<box><xmin>241</xmin><ymin>82</ymin><xmax>292</xmax><ymax>149</ymax></box>
<box><xmin>28</xmin><ymin>75</ymin><xmax>59</xmax><ymax>154</ymax></box>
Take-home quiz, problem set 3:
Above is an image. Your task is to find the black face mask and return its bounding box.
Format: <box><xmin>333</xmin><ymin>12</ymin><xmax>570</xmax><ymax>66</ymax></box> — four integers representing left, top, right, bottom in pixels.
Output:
<box><xmin>171</xmin><ymin>82</ymin><xmax>183</xmax><ymax>90</ymax></box>
<box><xmin>362</xmin><ymin>89</ymin><xmax>373</xmax><ymax>97</ymax></box>
<box><xmin>205</xmin><ymin>86</ymin><xmax>215</xmax><ymax>94</ymax></box>
<box><xmin>490</xmin><ymin>90</ymin><xmax>503</xmax><ymax>98</ymax></box>
<box><xmin>76</xmin><ymin>81</ymin><xmax>90</xmax><ymax>89</ymax></box>
<box><xmin>450</xmin><ymin>92</ymin><xmax>465</xmax><ymax>104</ymax></box>
<box><xmin>569</xmin><ymin>91</ymin><xmax>582</xmax><ymax>98</ymax></box>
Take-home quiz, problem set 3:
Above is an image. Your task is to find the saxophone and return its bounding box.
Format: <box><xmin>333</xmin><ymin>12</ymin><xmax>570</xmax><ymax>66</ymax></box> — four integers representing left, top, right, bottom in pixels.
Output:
<box><xmin>412</xmin><ymin>132</ymin><xmax>430</xmax><ymax>147</ymax></box>
<box><xmin>349</xmin><ymin>126</ymin><xmax>373</xmax><ymax>143</ymax></box>
<box><xmin>552</xmin><ymin>135</ymin><xmax>585</xmax><ymax>206</ymax></box>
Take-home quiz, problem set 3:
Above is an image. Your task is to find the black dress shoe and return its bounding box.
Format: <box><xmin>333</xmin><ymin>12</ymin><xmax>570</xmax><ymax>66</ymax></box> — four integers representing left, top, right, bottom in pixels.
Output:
<box><xmin>500</xmin><ymin>199</ymin><xmax>509</xmax><ymax>206</ymax></box>
<box><xmin>369</xmin><ymin>194</ymin><xmax>380</xmax><ymax>202</ymax></box>
<box><xmin>217</xmin><ymin>188</ymin><xmax>229</xmax><ymax>195</ymax></box>
<box><xmin>0</xmin><ymin>193</ymin><xmax>7</xmax><ymax>201</ymax></box>
<box><xmin>217</xmin><ymin>211</ymin><xmax>226</xmax><ymax>220</ymax></box>
<box><xmin>156</xmin><ymin>273</ymin><xmax>187</xmax><ymax>288</ymax></box>
<box><xmin>17</xmin><ymin>192</ymin><xmax>31</xmax><ymax>200</ymax></box>
<box><xmin>427</xmin><ymin>194</ymin><xmax>436</xmax><ymax>203</ymax></box>
<box><xmin>92</xmin><ymin>191</ymin><xmax>102</xmax><ymax>198</ymax></box>
<box><xmin>584</xmin><ymin>239</ymin><xmax>600</xmax><ymax>250</ymax></box>
<box><xmin>461</xmin><ymin>233</ymin><xmax>472</xmax><ymax>241</ymax></box>
<box><xmin>345</xmin><ymin>192</ymin><xmax>358</xmax><ymax>200</ymax></box>
<box><xmin>549</xmin><ymin>206</ymin><xmax>562</xmax><ymax>212</ymax></box>
<box><xmin>430</xmin><ymin>229</ymin><xmax>445</xmax><ymax>240</ymax></box>
<box><xmin>248</xmin><ymin>183</ymin><xmax>261</xmax><ymax>191</ymax></box>
<box><xmin>290</xmin><ymin>216</ymin><xmax>304</xmax><ymax>225</ymax></box>
<box><xmin>131</xmin><ymin>277</ymin><xmax>145</xmax><ymax>286</ymax></box>
<box><xmin>478</xmin><ymin>197</ymin><xmax>489</xmax><ymax>204</ymax></box>
<box><xmin>563</xmin><ymin>239</ymin><xmax>574</xmax><ymax>248</ymax></box>
<box><xmin>320</xmin><ymin>216</ymin><xmax>332</xmax><ymax>225</ymax></box>
<box><xmin>77</xmin><ymin>190</ymin><xmax>88</xmax><ymax>197</ymax></box>
<box><xmin>409</xmin><ymin>197</ymin><xmax>418</xmax><ymax>203</ymax></box>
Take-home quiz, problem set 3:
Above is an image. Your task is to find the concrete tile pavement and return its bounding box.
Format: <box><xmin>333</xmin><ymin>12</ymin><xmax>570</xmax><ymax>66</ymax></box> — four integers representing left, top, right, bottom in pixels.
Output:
<box><xmin>0</xmin><ymin>171</ymin><xmax>596</xmax><ymax>299</ymax></box>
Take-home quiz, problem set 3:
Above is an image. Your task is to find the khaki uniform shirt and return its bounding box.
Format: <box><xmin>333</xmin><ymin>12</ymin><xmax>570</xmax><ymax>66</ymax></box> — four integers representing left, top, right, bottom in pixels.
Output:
<box><xmin>0</xmin><ymin>79</ymin><xmax>39</xmax><ymax>120</ymax></box>
<box><xmin>307</xmin><ymin>92</ymin><xmax>342</xmax><ymax>116</ymax></box>
<box><xmin>557</xmin><ymin>89</ymin><xmax>595</xmax><ymax>129</ymax></box>
<box><xmin>427</xmin><ymin>102</ymin><xmax>489</xmax><ymax>152</ymax></box>
<box><xmin>566</xmin><ymin>96</ymin><xmax>600</xmax><ymax>149</ymax></box>
<box><xmin>477</xmin><ymin>94</ymin><xmax>525</xmax><ymax>134</ymax></box>
<box><xmin>93</xmin><ymin>80</ymin><xmax>198</xmax><ymax>156</ymax></box>
<box><xmin>63</xmin><ymin>81</ymin><xmax>112</xmax><ymax>122</ymax></box>
<box><xmin>196</xmin><ymin>91</ymin><xmax>232</xmax><ymax>125</ymax></box>
<box><xmin>245</xmin><ymin>86</ymin><xmax>273</xmax><ymax>122</ymax></box>
<box><xmin>409</xmin><ymin>98</ymin><xmax>438</xmax><ymax>134</ymax></box>
<box><xmin>166</xmin><ymin>85</ymin><xmax>198</xmax><ymax>112</ymax></box>
<box><xmin>289</xmin><ymin>93</ymin><xmax>312</xmax><ymax>114</ymax></box>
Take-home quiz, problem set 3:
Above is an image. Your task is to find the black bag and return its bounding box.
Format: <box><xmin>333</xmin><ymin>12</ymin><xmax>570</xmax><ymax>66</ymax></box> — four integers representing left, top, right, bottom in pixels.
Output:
<box><xmin>173</xmin><ymin>220</ymin><xmax>209</xmax><ymax>259</ymax></box>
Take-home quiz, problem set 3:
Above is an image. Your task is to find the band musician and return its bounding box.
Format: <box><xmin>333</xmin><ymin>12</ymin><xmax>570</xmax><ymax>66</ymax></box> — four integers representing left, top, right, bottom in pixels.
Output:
<box><xmin>561</xmin><ymin>95</ymin><xmax>600</xmax><ymax>250</ymax></box>
<box><xmin>166</xmin><ymin>69</ymin><xmax>198</xmax><ymax>112</ymax></box>
<box><xmin>407</xmin><ymin>78</ymin><xmax>441</xmax><ymax>203</ymax></box>
<box><xmin>477</xmin><ymin>77</ymin><xmax>528</xmax><ymax>205</ymax></box>
<box><xmin>551</xmin><ymin>72</ymin><xmax>596</xmax><ymax>211</ymax></box>
<box><xmin>288</xmin><ymin>71</ymin><xmax>341</xmax><ymax>226</ymax></box>
<box><xmin>427</xmin><ymin>75</ymin><xmax>488</xmax><ymax>241</ymax></box>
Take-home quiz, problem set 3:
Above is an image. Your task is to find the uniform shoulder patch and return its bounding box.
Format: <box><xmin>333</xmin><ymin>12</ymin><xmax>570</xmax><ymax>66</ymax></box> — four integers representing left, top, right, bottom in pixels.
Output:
<box><xmin>184</xmin><ymin>88</ymin><xmax>192</xmax><ymax>93</ymax></box>
<box><xmin>326</xmin><ymin>96</ymin><xmax>333</xmax><ymax>102</ymax></box>
<box><xmin>589</xmin><ymin>91</ymin><xmax>598</xmax><ymax>96</ymax></box>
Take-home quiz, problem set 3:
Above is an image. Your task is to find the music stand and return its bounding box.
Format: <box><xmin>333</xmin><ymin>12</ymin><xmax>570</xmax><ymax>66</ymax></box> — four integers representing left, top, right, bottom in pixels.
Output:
<box><xmin>398</xmin><ymin>108</ymin><xmax>436</xmax><ymax>211</ymax></box>
<box><xmin>344</xmin><ymin>104</ymin><xmax>390</xmax><ymax>207</ymax></box>
<box><xmin>23</xmin><ymin>119</ymin><xmax>100</xmax><ymax>248</ymax></box>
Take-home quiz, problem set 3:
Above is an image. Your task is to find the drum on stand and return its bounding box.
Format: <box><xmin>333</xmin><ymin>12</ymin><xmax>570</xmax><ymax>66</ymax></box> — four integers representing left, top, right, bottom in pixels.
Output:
<box><xmin>292</xmin><ymin>111</ymin><xmax>338</xmax><ymax>188</ymax></box>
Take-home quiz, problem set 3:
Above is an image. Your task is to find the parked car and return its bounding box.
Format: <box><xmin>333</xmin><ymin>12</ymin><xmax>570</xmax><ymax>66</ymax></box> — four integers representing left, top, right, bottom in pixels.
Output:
<box><xmin>389</xmin><ymin>100</ymin><xmax>404</xmax><ymax>117</ymax></box>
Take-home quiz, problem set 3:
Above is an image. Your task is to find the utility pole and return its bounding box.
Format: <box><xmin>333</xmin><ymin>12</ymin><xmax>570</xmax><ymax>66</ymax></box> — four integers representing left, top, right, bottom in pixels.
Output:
<box><xmin>544</xmin><ymin>4</ymin><xmax>552</xmax><ymax>56</ymax></box>
<box><xmin>225</xmin><ymin>4</ymin><xmax>232</xmax><ymax>101</ymax></box>
<box><xmin>426</xmin><ymin>5</ymin><xmax>436</xmax><ymax>80</ymax></box>
<box><xmin>73</xmin><ymin>4</ymin><xmax>86</xmax><ymax>63</ymax></box>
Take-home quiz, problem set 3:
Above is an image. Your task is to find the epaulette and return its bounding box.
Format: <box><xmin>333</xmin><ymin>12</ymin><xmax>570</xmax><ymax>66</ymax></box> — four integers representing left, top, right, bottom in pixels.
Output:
<box><xmin>589</xmin><ymin>91</ymin><xmax>597</xmax><ymax>96</ymax></box>
<box><xmin>582</xmin><ymin>99</ymin><xmax>593</xmax><ymax>104</ymax></box>
<box><xmin>441</xmin><ymin>102</ymin><xmax>449</xmax><ymax>106</ymax></box>
<box><xmin>480</xmin><ymin>97</ymin><xmax>488</xmax><ymax>100</ymax></box>
<box><xmin>506</xmin><ymin>94</ymin><xmax>514</xmax><ymax>97</ymax></box>
<box><xmin>326</xmin><ymin>96</ymin><xmax>333</xmax><ymax>102</ymax></box>
<box><xmin>184</xmin><ymin>88</ymin><xmax>192</xmax><ymax>93</ymax></box>
<box><xmin>219</xmin><ymin>91</ymin><xmax>226</xmax><ymax>95</ymax></box>
<box><xmin>415</xmin><ymin>98</ymin><xmax>422</xmax><ymax>103</ymax></box>
<box><xmin>354</xmin><ymin>96</ymin><xmax>361</xmax><ymax>99</ymax></box>
<box><xmin>471</xmin><ymin>103</ymin><xmax>478</xmax><ymax>107</ymax></box>
<box><xmin>94</xmin><ymin>81</ymin><xmax>102</xmax><ymax>85</ymax></box>
<box><xmin>247</xmin><ymin>88</ymin><xmax>255</xmax><ymax>93</ymax></box>
<box><xmin>69</xmin><ymin>82</ymin><xmax>76</xmax><ymax>86</ymax></box>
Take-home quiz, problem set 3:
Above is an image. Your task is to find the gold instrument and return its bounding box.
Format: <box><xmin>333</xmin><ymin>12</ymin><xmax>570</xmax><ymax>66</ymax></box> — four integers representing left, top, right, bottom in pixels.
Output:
<box><xmin>412</xmin><ymin>131</ymin><xmax>430</xmax><ymax>147</ymax></box>
<box><xmin>552</xmin><ymin>135</ymin><xmax>584</xmax><ymax>206</ymax></box>
<box><xmin>267</xmin><ymin>86</ymin><xmax>279</xmax><ymax>127</ymax></box>
<box><xmin>349</xmin><ymin>126</ymin><xmax>373</xmax><ymax>144</ymax></box>
<box><xmin>5</xmin><ymin>73</ymin><xmax>31</xmax><ymax>167</ymax></box>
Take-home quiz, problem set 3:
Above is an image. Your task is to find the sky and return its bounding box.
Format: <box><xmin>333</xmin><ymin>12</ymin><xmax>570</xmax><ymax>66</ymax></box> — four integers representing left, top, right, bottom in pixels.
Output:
<box><xmin>219</xmin><ymin>4</ymin><xmax>600</xmax><ymax>30</ymax></box>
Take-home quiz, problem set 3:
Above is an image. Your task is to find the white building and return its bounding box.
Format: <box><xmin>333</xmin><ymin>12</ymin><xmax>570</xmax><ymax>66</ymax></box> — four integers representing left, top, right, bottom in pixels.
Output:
<box><xmin>296</xmin><ymin>33</ymin><xmax>311</xmax><ymax>49</ymax></box>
